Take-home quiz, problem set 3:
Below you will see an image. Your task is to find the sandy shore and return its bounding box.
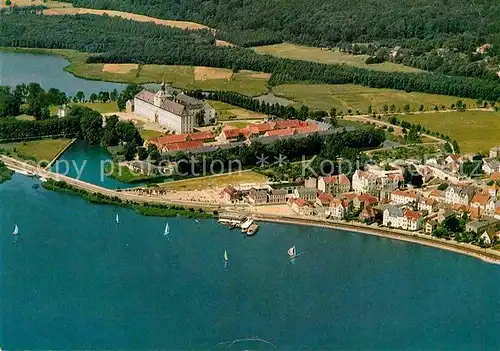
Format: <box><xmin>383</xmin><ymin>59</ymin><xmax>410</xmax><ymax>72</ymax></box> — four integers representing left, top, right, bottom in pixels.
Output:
<box><xmin>253</xmin><ymin>215</ymin><xmax>500</xmax><ymax>266</ymax></box>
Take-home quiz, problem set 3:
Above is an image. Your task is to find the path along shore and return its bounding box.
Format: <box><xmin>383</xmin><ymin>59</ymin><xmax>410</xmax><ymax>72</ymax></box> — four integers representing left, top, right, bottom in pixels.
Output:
<box><xmin>3</xmin><ymin>154</ymin><xmax>500</xmax><ymax>265</ymax></box>
<box><xmin>253</xmin><ymin>214</ymin><xmax>500</xmax><ymax>266</ymax></box>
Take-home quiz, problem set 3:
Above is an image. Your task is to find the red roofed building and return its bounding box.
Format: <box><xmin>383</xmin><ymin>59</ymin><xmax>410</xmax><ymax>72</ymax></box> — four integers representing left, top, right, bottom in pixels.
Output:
<box><xmin>188</xmin><ymin>131</ymin><xmax>215</xmax><ymax>142</ymax></box>
<box><xmin>353</xmin><ymin>193</ymin><xmax>378</xmax><ymax>209</ymax></box>
<box><xmin>274</xmin><ymin>119</ymin><xmax>303</xmax><ymax>129</ymax></box>
<box><xmin>490</xmin><ymin>172</ymin><xmax>500</xmax><ymax>181</ymax></box>
<box><xmin>390</xmin><ymin>189</ymin><xmax>419</xmax><ymax>205</ymax></box>
<box><xmin>316</xmin><ymin>192</ymin><xmax>334</xmax><ymax>207</ymax></box>
<box><xmin>359</xmin><ymin>205</ymin><xmax>376</xmax><ymax>222</ymax></box>
<box><xmin>220</xmin><ymin>128</ymin><xmax>246</xmax><ymax>142</ymax></box>
<box><xmin>318</xmin><ymin>174</ymin><xmax>351</xmax><ymax>195</ymax></box>
<box><xmin>265</xmin><ymin>128</ymin><xmax>296</xmax><ymax>137</ymax></box>
<box><xmin>329</xmin><ymin>198</ymin><xmax>348</xmax><ymax>219</ymax></box>
<box><xmin>165</xmin><ymin>140</ymin><xmax>204</xmax><ymax>152</ymax></box>
<box><xmin>470</xmin><ymin>192</ymin><xmax>491</xmax><ymax>218</ymax></box>
<box><xmin>247</xmin><ymin>122</ymin><xmax>276</xmax><ymax>135</ymax></box>
<box><xmin>403</xmin><ymin>209</ymin><xmax>423</xmax><ymax>231</ymax></box>
<box><xmin>418</xmin><ymin>197</ymin><xmax>438</xmax><ymax>213</ymax></box>
<box><xmin>221</xmin><ymin>186</ymin><xmax>239</xmax><ymax>202</ymax></box>
<box><xmin>290</xmin><ymin>198</ymin><xmax>313</xmax><ymax>216</ymax></box>
<box><xmin>295</xmin><ymin>125</ymin><xmax>320</xmax><ymax>135</ymax></box>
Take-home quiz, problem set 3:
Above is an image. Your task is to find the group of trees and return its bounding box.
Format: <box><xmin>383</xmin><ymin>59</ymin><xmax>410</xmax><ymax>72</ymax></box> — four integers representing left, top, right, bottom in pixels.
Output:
<box><xmin>0</xmin><ymin>83</ymin><xmax>68</xmax><ymax>120</ymax></box>
<box><xmin>2</xmin><ymin>13</ymin><xmax>500</xmax><ymax>102</ymax></box>
<box><xmin>54</xmin><ymin>0</ymin><xmax>500</xmax><ymax>50</ymax></box>
<box><xmin>170</xmin><ymin>128</ymin><xmax>385</xmax><ymax>178</ymax></box>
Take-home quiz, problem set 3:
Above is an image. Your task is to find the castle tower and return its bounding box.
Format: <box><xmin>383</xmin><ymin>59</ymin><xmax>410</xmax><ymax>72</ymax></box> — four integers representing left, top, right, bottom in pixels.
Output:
<box><xmin>154</xmin><ymin>82</ymin><xmax>171</xmax><ymax>107</ymax></box>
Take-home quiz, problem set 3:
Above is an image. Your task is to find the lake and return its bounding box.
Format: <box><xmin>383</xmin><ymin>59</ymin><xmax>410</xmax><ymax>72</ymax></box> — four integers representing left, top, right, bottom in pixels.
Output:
<box><xmin>1</xmin><ymin>175</ymin><xmax>499</xmax><ymax>349</ymax></box>
<box><xmin>51</xmin><ymin>140</ymin><xmax>135</xmax><ymax>189</ymax></box>
<box><xmin>0</xmin><ymin>51</ymin><xmax>127</xmax><ymax>96</ymax></box>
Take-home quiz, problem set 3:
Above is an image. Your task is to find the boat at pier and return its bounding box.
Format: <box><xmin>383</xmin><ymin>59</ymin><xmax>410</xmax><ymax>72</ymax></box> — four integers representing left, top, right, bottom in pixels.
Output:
<box><xmin>246</xmin><ymin>223</ymin><xmax>259</xmax><ymax>236</ymax></box>
<box><xmin>240</xmin><ymin>219</ymin><xmax>254</xmax><ymax>233</ymax></box>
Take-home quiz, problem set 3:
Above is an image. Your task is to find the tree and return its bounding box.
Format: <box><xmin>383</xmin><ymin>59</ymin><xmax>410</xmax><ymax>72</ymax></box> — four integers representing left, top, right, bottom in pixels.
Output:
<box><xmin>329</xmin><ymin>107</ymin><xmax>337</xmax><ymax>117</ymax></box>
<box><xmin>137</xmin><ymin>146</ymin><xmax>148</xmax><ymax>160</ymax></box>
<box><xmin>147</xmin><ymin>143</ymin><xmax>158</xmax><ymax>154</ymax></box>
<box><xmin>149</xmin><ymin>149</ymin><xmax>161</xmax><ymax>164</ymax></box>
<box><xmin>389</xmin><ymin>104</ymin><xmax>396</xmax><ymax>113</ymax></box>
<box><xmin>387</xmin><ymin>126</ymin><xmax>394</xmax><ymax>132</ymax></box>
<box><xmin>77</xmin><ymin>106</ymin><xmax>104</xmax><ymax>144</ymax></box>
<box><xmin>124</xmin><ymin>140</ymin><xmax>138</xmax><ymax>161</ymax></box>
<box><xmin>367</xmin><ymin>105</ymin><xmax>372</xmax><ymax>114</ymax></box>
<box><xmin>383</xmin><ymin>104</ymin><xmax>388</xmax><ymax>113</ymax></box>
<box><xmin>76</xmin><ymin>91</ymin><xmax>85</xmax><ymax>102</ymax></box>
<box><xmin>5</xmin><ymin>0</ymin><xmax>11</xmax><ymax>5</ymax></box>
<box><xmin>437</xmin><ymin>183</ymin><xmax>448</xmax><ymax>191</ymax></box>
<box><xmin>443</xmin><ymin>216</ymin><xmax>460</xmax><ymax>233</ymax></box>
<box><xmin>452</xmin><ymin>140</ymin><xmax>460</xmax><ymax>154</ymax></box>
<box><xmin>110</xmin><ymin>89</ymin><xmax>118</xmax><ymax>102</ymax></box>
<box><xmin>418</xmin><ymin>104</ymin><xmax>424</xmax><ymax>111</ymax></box>
<box><xmin>403</xmin><ymin>104</ymin><xmax>410</xmax><ymax>113</ymax></box>
<box><xmin>89</xmin><ymin>93</ymin><xmax>98</xmax><ymax>103</ymax></box>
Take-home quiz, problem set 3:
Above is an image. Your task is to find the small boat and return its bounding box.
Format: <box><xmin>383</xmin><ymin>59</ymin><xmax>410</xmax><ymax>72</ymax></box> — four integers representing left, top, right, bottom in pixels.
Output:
<box><xmin>115</xmin><ymin>214</ymin><xmax>120</xmax><ymax>224</ymax></box>
<box><xmin>288</xmin><ymin>246</ymin><xmax>296</xmax><ymax>259</ymax></box>
<box><xmin>164</xmin><ymin>222</ymin><xmax>170</xmax><ymax>237</ymax></box>
<box><xmin>12</xmin><ymin>224</ymin><xmax>19</xmax><ymax>236</ymax></box>
<box><xmin>240</xmin><ymin>219</ymin><xmax>253</xmax><ymax>233</ymax></box>
<box><xmin>246</xmin><ymin>223</ymin><xmax>259</xmax><ymax>236</ymax></box>
<box><xmin>195</xmin><ymin>219</ymin><xmax>200</xmax><ymax>223</ymax></box>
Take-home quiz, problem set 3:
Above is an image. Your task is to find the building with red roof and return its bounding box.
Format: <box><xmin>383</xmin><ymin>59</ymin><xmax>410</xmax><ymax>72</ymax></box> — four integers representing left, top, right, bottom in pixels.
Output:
<box><xmin>165</xmin><ymin>140</ymin><xmax>204</xmax><ymax>152</ymax></box>
<box><xmin>290</xmin><ymin>198</ymin><xmax>313</xmax><ymax>216</ymax></box>
<box><xmin>265</xmin><ymin>128</ymin><xmax>296</xmax><ymax>137</ymax></box>
<box><xmin>403</xmin><ymin>209</ymin><xmax>423</xmax><ymax>231</ymax></box>
<box><xmin>390</xmin><ymin>189</ymin><xmax>419</xmax><ymax>205</ymax></box>
<box><xmin>316</xmin><ymin>192</ymin><xmax>334</xmax><ymax>207</ymax></box>
<box><xmin>318</xmin><ymin>174</ymin><xmax>351</xmax><ymax>195</ymax></box>
<box><xmin>188</xmin><ymin>131</ymin><xmax>215</xmax><ymax>142</ymax></box>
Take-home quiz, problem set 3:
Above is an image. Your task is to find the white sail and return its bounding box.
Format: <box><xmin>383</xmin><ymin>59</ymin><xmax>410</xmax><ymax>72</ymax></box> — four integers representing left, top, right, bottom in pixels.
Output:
<box><xmin>12</xmin><ymin>224</ymin><xmax>19</xmax><ymax>235</ymax></box>
<box><xmin>164</xmin><ymin>223</ymin><xmax>170</xmax><ymax>236</ymax></box>
<box><xmin>116</xmin><ymin>214</ymin><xmax>120</xmax><ymax>224</ymax></box>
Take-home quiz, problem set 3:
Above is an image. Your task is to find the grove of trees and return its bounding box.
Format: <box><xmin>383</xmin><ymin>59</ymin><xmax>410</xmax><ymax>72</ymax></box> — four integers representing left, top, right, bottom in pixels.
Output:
<box><xmin>1</xmin><ymin>13</ymin><xmax>499</xmax><ymax>101</ymax></box>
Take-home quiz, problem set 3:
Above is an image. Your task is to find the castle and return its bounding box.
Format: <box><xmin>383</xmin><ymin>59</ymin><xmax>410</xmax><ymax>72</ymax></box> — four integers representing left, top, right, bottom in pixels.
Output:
<box><xmin>128</xmin><ymin>83</ymin><xmax>216</xmax><ymax>133</ymax></box>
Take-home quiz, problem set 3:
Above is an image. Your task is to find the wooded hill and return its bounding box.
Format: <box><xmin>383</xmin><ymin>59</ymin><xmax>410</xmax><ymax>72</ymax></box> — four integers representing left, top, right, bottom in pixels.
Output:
<box><xmin>58</xmin><ymin>0</ymin><xmax>500</xmax><ymax>48</ymax></box>
<box><xmin>1</xmin><ymin>13</ymin><xmax>499</xmax><ymax>101</ymax></box>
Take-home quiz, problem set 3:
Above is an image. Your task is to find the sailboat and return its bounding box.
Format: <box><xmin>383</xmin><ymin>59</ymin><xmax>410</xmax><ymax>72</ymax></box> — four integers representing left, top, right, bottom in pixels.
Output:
<box><xmin>12</xmin><ymin>224</ymin><xmax>19</xmax><ymax>236</ymax></box>
<box><xmin>288</xmin><ymin>246</ymin><xmax>296</xmax><ymax>259</ymax></box>
<box><xmin>115</xmin><ymin>214</ymin><xmax>120</xmax><ymax>224</ymax></box>
<box><xmin>224</xmin><ymin>250</ymin><xmax>228</xmax><ymax>267</ymax></box>
<box><xmin>164</xmin><ymin>222</ymin><xmax>170</xmax><ymax>237</ymax></box>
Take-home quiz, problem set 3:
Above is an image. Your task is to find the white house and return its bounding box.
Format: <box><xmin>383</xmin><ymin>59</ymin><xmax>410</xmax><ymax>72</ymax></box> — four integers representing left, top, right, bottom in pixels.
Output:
<box><xmin>418</xmin><ymin>197</ymin><xmax>437</xmax><ymax>213</ymax></box>
<box><xmin>479</xmin><ymin>231</ymin><xmax>492</xmax><ymax>246</ymax></box>
<box><xmin>489</xmin><ymin>146</ymin><xmax>500</xmax><ymax>159</ymax></box>
<box><xmin>482</xmin><ymin>158</ymin><xmax>500</xmax><ymax>174</ymax></box>
<box><xmin>390</xmin><ymin>189</ymin><xmax>419</xmax><ymax>205</ymax></box>
<box><xmin>403</xmin><ymin>209</ymin><xmax>423</xmax><ymax>231</ymax></box>
<box><xmin>383</xmin><ymin>206</ymin><xmax>404</xmax><ymax>228</ymax></box>
<box><xmin>352</xmin><ymin>170</ymin><xmax>377</xmax><ymax>194</ymax></box>
<box><xmin>329</xmin><ymin>198</ymin><xmax>348</xmax><ymax>219</ymax></box>
<box><xmin>444</xmin><ymin>185</ymin><xmax>475</xmax><ymax>206</ymax></box>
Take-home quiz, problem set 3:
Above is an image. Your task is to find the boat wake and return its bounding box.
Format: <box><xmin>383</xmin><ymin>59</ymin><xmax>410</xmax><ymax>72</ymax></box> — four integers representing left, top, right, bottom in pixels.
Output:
<box><xmin>216</xmin><ymin>336</ymin><xmax>277</xmax><ymax>349</ymax></box>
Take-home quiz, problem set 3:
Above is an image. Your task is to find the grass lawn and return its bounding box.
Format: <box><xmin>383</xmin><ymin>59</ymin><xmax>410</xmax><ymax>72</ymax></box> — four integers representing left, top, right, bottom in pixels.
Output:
<box><xmin>272</xmin><ymin>84</ymin><xmax>477</xmax><ymax>113</ymax></box>
<box><xmin>254</xmin><ymin>43</ymin><xmax>422</xmax><ymax>73</ymax></box>
<box><xmin>397</xmin><ymin>111</ymin><xmax>500</xmax><ymax>154</ymax></box>
<box><xmin>107</xmin><ymin>163</ymin><xmax>159</xmax><ymax>183</ymax></box>
<box><xmin>140</xmin><ymin>129</ymin><xmax>164</xmax><ymax>140</ymax></box>
<box><xmin>49</xmin><ymin>102</ymin><xmax>119</xmax><ymax>115</ymax></box>
<box><xmin>159</xmin><ymin>170</ymin><xmax>268</xmax><ymax>191</ymax></box>
<box><xmin>1</xmin><ymin>0</ymin><xmax>72</xmax><ymax>8</ymax></box>
<box><xmin>225</xmin><ymin>121</ymin><xmax>251</xmax><ymax>128</ymax></box>
<box><xmin>208</xmin><ymin>100</ymin><xmax>267</xmax><ymax>120</ymax></box>
<box><xmin>0</xmin><ymin>138</ymin><xmax>72</xmax><ymax>163</ymax></box>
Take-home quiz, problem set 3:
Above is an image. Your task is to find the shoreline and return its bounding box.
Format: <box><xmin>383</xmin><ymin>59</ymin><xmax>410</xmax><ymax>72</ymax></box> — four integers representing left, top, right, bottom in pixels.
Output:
<box><xmin>3</xmin><ymin>154</ymin><xmax>500</xmax><ymax>266</ymax></box>
<box><xmin>253</xmin><ymin>215</ymin><xmax>500</xmax><ymax>266</ymax></box>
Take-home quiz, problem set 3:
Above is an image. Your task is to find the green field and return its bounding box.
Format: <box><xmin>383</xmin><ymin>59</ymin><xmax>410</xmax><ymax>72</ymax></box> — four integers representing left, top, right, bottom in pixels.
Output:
<box><xmin>0</xmin><ymin>138</ymin><xmax>72</xmax><ymax>163</ymax></box>
<box><xmin>397</xmin><ymin>111</ymin><xmax>500</xmax><ymax>154</ymax></box>
<box><xmin>272</xmin><ymin>84</ymin><xmax>477</xmax><ymax>112</ymax></box>
<box><xmin>208</xmin><ymin>100</ymin><xmax>268</xmax><ymax>120</ymax></box>
<box><xmin>140</xmin><ymin>129</ymin><xmax>164</xmax><ymax>140</ymax></box>
<box><xmin>254</xmin><ymin>43</ymin><xmax>422</xmax><ymax>73</ymax></box>
<box><xmin>49</xmin><ymin>102</ymin><xmax>119</xmax><ymax>115</ymax></box>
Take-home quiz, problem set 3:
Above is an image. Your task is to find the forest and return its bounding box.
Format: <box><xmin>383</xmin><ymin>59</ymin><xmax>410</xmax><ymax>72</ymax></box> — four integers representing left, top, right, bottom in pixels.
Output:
<box><xmin>1</xmin><ymin>13</ymin><xmax>499</xmax><ymax>102</ymax></box>
<box><xmin>55</xmin><ymin>0</ymin><xmax>500</xmax><ymax>49</ymax></box>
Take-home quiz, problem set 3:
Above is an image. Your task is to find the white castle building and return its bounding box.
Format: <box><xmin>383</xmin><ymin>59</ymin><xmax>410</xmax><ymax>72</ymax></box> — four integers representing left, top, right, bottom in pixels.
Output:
<box><xmin>129</xmin><ymin>83</ymin><xmax>216</xmax><ymax>133</ymax></box>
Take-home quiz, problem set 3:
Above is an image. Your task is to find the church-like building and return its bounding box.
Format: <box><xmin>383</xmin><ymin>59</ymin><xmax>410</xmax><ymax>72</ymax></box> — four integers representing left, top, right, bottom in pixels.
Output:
<box><xmin>128</xmin><ymin>83</ymin><xmax>216</xmax><ymax>133</ymax></box>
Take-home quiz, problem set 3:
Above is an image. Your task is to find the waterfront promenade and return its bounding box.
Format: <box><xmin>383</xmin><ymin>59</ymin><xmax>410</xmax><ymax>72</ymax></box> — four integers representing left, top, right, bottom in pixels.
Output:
<box><xmin>3</xmin><ymin>154</ymin><xmax>500</xmax><ymax>265</ymax></box>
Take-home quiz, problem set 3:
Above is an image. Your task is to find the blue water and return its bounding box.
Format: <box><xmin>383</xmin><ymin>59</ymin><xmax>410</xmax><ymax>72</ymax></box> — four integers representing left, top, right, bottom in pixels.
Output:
<box><xmin>51</xmin><ymin>140</ymin><xmax>133</xmax><ymax>189</ymax></box>
<box><xmin>0</xmin><ymin>51</ymin><xmax>126</xmax><ymax>96</ymax></box>
<box><xmin>1</xmin><ymin>175</ymin><xmax>499</xmax><ymax>349</ymax></box>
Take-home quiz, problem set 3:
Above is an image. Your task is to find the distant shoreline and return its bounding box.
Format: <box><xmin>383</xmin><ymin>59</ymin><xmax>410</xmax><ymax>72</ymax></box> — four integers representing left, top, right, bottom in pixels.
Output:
<box><xmin>253</xmin><ymin>215</ymin><xmax>500</xmax><ymax>266</ymax></box>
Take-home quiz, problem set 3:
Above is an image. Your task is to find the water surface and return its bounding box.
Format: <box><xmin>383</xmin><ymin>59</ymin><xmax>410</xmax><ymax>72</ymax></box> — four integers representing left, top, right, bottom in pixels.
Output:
<box><xmin>1</xmin><ymin>175</ymin><xmax>499</xmax><ymax>349</ymax></box>
<box><xmin>0</xmin><ymin>51</ymin><xmax>126</xmax><ymax>96</ymax></box>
